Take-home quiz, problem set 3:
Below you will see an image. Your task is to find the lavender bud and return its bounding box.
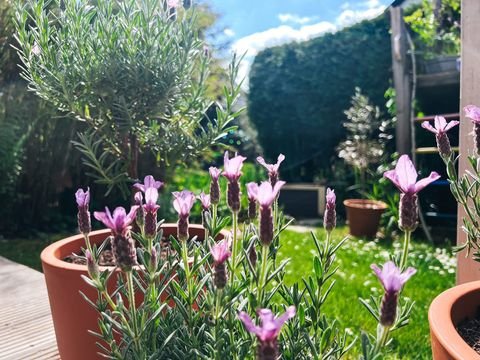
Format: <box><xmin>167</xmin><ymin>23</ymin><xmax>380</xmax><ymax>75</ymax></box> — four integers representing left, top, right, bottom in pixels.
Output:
<box><xmin>259</xmin><ymin>206</ymin><xmax>273</xmax><ymax>246</ymax></box>
<box><xmin>150</xmin><ymin>246</ymin><xmax>158</xmax><ymax>271</ymax></box>
<box><xmin>111</xmin><ymin>233</ymin><xmax>137</xmax><ymax>272</ymax></box>
<box><xmin>210</xmin><ymin>179</ymin><xmax>220</xmax><ymax>205</ymax></box>
<box><xmin>436</xmin><ymin>132</ymin><xmax>452</xmax><ymax>159</ymax></box>
<box><xmin>248</xmin><ymin>198</ymin><xmax>257</xmax><ymax>220</ymax></box>
<box><xmin>323</xmin><ymin>206</ymin><xmax>336</xmax><ymax>232</ymax></box>
<box><xmin>257</xmin><ymin>340</ymin><xmax>278</xmax><ymax>360</ymax></box>
<box><xmin>86</xmin><ymin>250</ymin><xmax>98</xmax><ymax>278</ymax></box>
<box><xmin>227</xmin><ymin>180</ymin><xmax>241</xmax><ymax>212</ymax></box>
<box><xmin>135</xmin><ymin>193</ymin><xmax>145</xmax><ymax>228</ymax></box>
<box><xmin>399</xmin><ymin>193</ymin><xmax>418</xmax><ymax>232</ymax></box>
<box><xmin>249</xmin><ymin>244</ymin><xmax>257</xmax><ymax>267</ymax></box>
<box><xmin>77</xmin><ymin>208</ymin><xmax>91</xmax><ymax>235</ymax></box>
<box><xmin>178</xmin><ymin>215</ymin><xmax>189</xmax><ymax>241</ymax></box>
<box><xmin>214</xmin><ymin>262</ymin><xmax>227</xmax><ymax>289</ymax></box>
<box><xmin>380</xmin><ymin>290</ymin><xmax>398</xmax><ymax>326</ymax></box>
<box><xmin>145</xmin><ymin>211</ymin><xmax>157</xmax><ymax>238</ymax></box>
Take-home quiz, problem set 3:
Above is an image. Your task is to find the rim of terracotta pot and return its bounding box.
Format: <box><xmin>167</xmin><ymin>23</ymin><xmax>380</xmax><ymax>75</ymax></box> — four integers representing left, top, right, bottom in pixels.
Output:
<box><xmin>429</xmin><ymin>280</ymin><xmax>480</xmax><ymax>359</ymax></box>
<box><xmin>343</xmin><ymin>199</ymin><xmax>388</xmax><ymax>210</ymax></box>
<box><xmin>41</xmin><ymin>223</ymin><xmax>213</xmax><ymax>272</ymax></box>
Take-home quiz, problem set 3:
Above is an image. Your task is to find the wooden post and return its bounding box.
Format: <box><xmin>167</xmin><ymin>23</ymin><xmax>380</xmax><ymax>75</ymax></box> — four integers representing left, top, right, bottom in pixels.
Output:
<box><xmin>390</xmin><ymin>6</ymin><xmax>412</xmax><ymax>156</ymax></box>
<box><xmin>456</xmin><ymin>0</ymin><xmax>480</xmax><ymax>284</ymax></box>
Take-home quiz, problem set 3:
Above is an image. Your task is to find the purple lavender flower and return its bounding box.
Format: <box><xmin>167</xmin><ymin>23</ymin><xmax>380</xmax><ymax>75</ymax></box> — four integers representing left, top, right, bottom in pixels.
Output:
<box><xmin>133</xmin><ymin>175</ymin><xmax>163</xmax><ymax>193</ymax></box>
<box><xmin>257</xmin><ymin>154</ymin><xmax>285</xmax><ymax>186</ymax></box>
<box><xmin>384</xmin><ymin>155</ymin><xmax>440</xmax><ymax>231</ymax></box>
<box><xmin>75</xmin><ymin>188</ymin><xmax>91</xmax><ymax>235</ymax></box>
<box><xmin>247</xmin><ymin>182</ymin><xmax>259</xmax><ymax>220</ymax></box>
<box><xmin>167</xmin><ymin>0</ymin><xmax>181</xmax><ymax>8</ymax></box>
<box><xmin>422</xmin><ymin>116</ymin><xmax>459</xmax><ymax>158</ymax></box>
<box><xmin>173</xmin><ymin>190</ymin><xmax>196</xmax><ymax>241</ymax></box>
<box><xmin>94</xmin><ymin>206</ymin><xmax>139</xmax><ymax>271</ymax></box>
<box><xmin>144</xmin><ymin>187</ymin><xmax>160</xmax><ymax>238</ymax></box>
<box><xmin>323</xmin><ymin>188</ymin><xmax>336</xmax><ymax>232</ymax></box>
<box><xmin>464</xmin><ymin>105</ymin><xmax>480</xmax><ymax>154</ymax></box>
<box><xmin>239</xmin><ymin>306</ymin><xmax>296</xmax><ymax>360</ymax></box>
<box><xmin>197</xmin><ymin>192</ymin><xmax>211</xmax><ymax>211</ymax></box>
<box><xmin>209</xmin><ymin>167</ymin><xmax>221</xmax><ymax>205</ymax></box>
<box><xmin>223</xmin><ymin>152</ymin><xmax>247</xmax><ymax>212</ymax></box>
<box><xmin>371</xmin><ymin>261</ymin><xmax>416</xmax><ymax>326</ymax></box>
<box><xmin>210</xmin><ymin>238</ymin><xmax>232</xmax><ymax>289</ymax></box>
<box><xmin>256</xmin><ymin>181</ymin><xmax>285</xmax><ymax>246</ymax></box>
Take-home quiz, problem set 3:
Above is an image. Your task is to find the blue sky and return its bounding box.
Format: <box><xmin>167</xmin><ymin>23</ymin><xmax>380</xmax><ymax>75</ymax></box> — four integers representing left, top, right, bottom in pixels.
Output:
<box><xmin>206</xmin><ymin>0</ymin><xmax>392</xmax><ymax>83</ymax></box>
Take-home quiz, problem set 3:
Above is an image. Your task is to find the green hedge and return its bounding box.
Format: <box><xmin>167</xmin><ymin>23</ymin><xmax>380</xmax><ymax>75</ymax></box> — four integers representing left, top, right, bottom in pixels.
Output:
<box><xmin>248</xmin><ymin>15</ymin><xmax>392</xmax><ymax>182</ymax></box>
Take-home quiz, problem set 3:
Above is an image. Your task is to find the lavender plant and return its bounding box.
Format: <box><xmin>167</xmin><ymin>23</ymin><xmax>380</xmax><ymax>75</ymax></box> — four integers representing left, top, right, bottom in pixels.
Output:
<box><xmin>359</xmin><ymin>155</ymin><xmax>439</xmax><ymax>358</ymax></box>
<box><xmin>74</xmin><ymin>152</ymin><xmax>355</xmax><ymax>359</ymax></box>
<box><xmin>14</xmin><ymin>0</ymin><xmax>243</xmax><ymax>195</ymax></box>
<box><xmin>422</xmin><ymin>108</ymin><xmax>480</xmax><ymax>259</ymax></box>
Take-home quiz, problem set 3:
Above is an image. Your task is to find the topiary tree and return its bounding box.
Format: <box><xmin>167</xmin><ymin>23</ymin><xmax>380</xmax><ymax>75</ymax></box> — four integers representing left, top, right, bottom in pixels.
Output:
<box><xmin>14</xmin><ymin>0</ymin><xmax>243</xmax><ymax>196</ymax></box>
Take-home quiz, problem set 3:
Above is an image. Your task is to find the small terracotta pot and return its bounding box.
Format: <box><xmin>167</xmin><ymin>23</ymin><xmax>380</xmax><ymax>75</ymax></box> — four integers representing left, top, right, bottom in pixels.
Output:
<box><xmin>429</xmin><ymin>280</ymin><xmax>480</xmax><ymax>359</ymax></box>
<box><xmin>343</xmin><ymin>199</ymin><xmax>387</xmax><ymax>238</ymax></box>
<box><xmin>41</xmin><ymin>224</ymin><xmax>224</xmax><ymax>360</ymax></box>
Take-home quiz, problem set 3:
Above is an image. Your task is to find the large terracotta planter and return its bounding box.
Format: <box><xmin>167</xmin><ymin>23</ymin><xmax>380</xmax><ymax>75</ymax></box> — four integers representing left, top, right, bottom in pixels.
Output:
<box><xmin>429</xmin><ymin>280</ymin><xmax>480</xmax><ymax>359</ymax></box>
<box><xmin>343</xmin><ymin>199</ymin><xmax>387</xmax><ymax>238</ymax></box>
<box><xmin>41</xmin><ymin>224</ymin><xmax>221</xmax><ymax>360</ymax></box>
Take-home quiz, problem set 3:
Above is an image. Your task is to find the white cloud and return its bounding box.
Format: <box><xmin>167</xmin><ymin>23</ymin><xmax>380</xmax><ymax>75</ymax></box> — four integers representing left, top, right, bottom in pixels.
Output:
<box><xmin>278</xmin><ymin>13</ymin><xmax>316</xmax><ymax>25</ymax></box>
<box><xmin>233</xmin><ymin>0</ymin><xmax>387</xmax><ymax>88</ymax></box>
<box><xmin>223</xmin><ymin>28</ymin><xmax>235</xmax><ymax>37</ymax></box>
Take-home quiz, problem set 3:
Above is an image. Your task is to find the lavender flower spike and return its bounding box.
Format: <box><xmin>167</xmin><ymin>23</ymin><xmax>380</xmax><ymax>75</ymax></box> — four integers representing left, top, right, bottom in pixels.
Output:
<box><xmin>257</xmin><ymin>181</ymin><xmax>285</xmax><ymax>245</ymax></box>
<box><xmin>173</xmin><ymin>190</ymin><xmax>196</xmax><ymax>241</ymax></box>
<box><xmin>209</xmin><ymin>167</ymin><xmax>221</xmax><ymax>205</ymax></box>
<box><xmin>94</xmin><ymin>206</ymin><xmax>138</xmax><ymax>271</ymax></box>
<box><xmin>371</xmin><ymin>261</ymin><xmax>416</xmax><ymax>326</ymax></box>
<box><xmin>210</xmin><ymin>238</ymin><xmax>232</xmax><ymax>289</ymax></box>
<box><xmin>239</xmin><ymin>306</ymin><xmax>296</xmax><ymax>360</ymax></box>
<box><xmin>75</xmin><ymin>188</ymin><xmax>91</xmax><ymax>235</ymax></box>
<box><xmin>257</xmin><ymin>154</ymin><xmax>285</xmax><ymax>186</ymax></box>
<box><xmin>144</xmin><ymin>187</ymin><xmax>160</xmax><ymax>238</ymax></box>
<box><xmin>464</xmin><ymin>105</ymin><xmax>480</xmax><ymax>154</ymax></box>
<box><xmin>247</xmin><ymin>182</ymin><xmax>259</xmax><ymax>220</ymax></box>
<box><xmin>223</xmin><ymin>151</ymin><xmax>247</xmax><ymax>212</ymax></box>
<box><xmin>384</xmin><ymin>155</ymin><xmax>440</xmax><ymax>231</ymax></box>
<box><xmin>422</xmin><ymin>116</ymin><xmax>459</xmax><ymax>158</ymax></box>
<box><xmin>323</xmin><ymin>188</ymin><xmax>336</xmax><ymax>232</ymax></box>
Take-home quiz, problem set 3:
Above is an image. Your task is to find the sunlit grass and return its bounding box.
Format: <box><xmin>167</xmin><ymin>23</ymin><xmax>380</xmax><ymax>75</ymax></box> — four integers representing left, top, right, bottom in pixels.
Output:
<box><xmin>277</xmin><ymin>226</ymin><xmax>455</xmax><ymax>359</ymax></box>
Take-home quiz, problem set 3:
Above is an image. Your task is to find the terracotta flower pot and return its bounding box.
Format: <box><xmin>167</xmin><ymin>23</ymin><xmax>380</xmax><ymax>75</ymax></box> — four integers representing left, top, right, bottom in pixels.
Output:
<box><xmin>429</xmin><ymin>280</ymin><xmax>480</xmax><ymax>359</ymax></box>
<box><xmin>41</xmin><ymin>224</ymin><xmax>224</xmax><ymax>360</ymax></box>
<box><xmin>343</xmin><ymin>199</ymin><xmax>387</xmax><ymax>238</ymax></box>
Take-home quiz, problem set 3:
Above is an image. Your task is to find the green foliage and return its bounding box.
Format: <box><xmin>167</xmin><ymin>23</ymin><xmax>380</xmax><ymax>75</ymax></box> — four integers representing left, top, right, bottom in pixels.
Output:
<box><xmin>337</xmin><ymin>88</ymin><xmax>393</xmax><ymax>192</ymax></box>
<box><xmin>248</xmin><ymin>15</ymin><xmax>392</xmax><ymax>182</ymax></box>
<box><xmin>14</xmin><ymin>0</ymin><xmax>243</xmax><ymax>195</ymax></box>
<box><xmin>404</xmin><ymin>0</ymin><xmax>461</xmax><ymax>58</ymax></box>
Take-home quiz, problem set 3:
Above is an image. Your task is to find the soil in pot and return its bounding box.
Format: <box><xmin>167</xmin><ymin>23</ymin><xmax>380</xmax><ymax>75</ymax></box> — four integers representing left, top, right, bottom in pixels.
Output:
<box><xmin>457</xmin><ymin>315</ymin><xmax>480</xmax><ymax>354</ymax></box>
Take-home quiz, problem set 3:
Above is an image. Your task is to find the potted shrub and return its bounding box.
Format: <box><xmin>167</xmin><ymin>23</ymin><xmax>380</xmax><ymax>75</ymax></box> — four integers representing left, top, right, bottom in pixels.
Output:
<box><xmin>38</xmin><ymin>150</ymin><xmax>426</xmax><ymax>359</ymax></box>
<box><xmin>424</xmin><ymin>108</ymin><xmax>480</xmax><ymax>359</ymax></box>
<box><xmin>337</xmin><ymin>88</ymin><xmax>389</xmax><ymax>238</ymax></box>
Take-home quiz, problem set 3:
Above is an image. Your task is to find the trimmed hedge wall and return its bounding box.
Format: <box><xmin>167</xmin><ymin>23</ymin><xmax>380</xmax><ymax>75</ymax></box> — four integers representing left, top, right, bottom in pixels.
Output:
<box><xmin>248</xmin><ymin>15</ymin><xmax>392</xmax><ymax>181</ymax></box>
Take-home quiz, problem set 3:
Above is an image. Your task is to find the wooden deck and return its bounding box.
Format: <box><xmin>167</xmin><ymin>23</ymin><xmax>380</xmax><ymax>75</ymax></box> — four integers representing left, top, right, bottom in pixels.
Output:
<box><xmin>0</xmin><ymin>256</ymin><xmax>59</xmax><ymax>359</ymax></box>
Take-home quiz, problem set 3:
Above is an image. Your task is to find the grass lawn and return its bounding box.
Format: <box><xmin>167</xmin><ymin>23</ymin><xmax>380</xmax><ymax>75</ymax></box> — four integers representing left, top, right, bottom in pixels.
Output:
<box><xmin>0</xmin><ymin>226</ymin><xmax>454</xmax><ymax>359</ymax></box>
<box><xmin>278</xmin><ymin>226</ymin><xmax>455</xmax><ymax>359</ymax></box>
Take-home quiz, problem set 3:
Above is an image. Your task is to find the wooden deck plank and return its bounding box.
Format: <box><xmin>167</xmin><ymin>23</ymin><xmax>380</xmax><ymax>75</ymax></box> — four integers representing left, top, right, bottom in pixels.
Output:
<box><xmin>0</xmin><ymin>256</ymin><xmax>59</xmax><ymax>360</ymax></box>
